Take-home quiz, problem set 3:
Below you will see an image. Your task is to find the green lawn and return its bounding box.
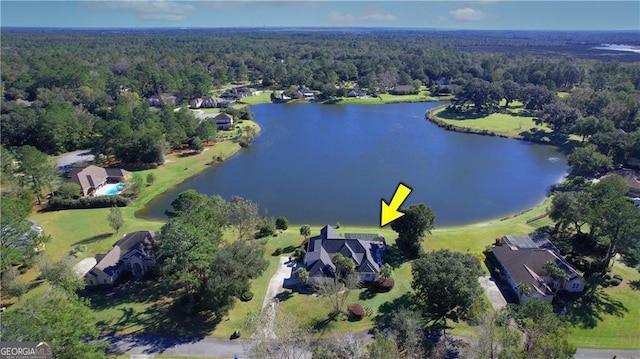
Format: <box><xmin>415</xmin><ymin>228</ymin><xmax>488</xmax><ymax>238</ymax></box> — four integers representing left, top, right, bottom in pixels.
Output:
<box><xmin>8</xmin><ymin>96</ymin><xmax>640</xmax><ymax>350</ymax></box>
<box><xmin>567</xmin><ymin>263</ymin><xmax>640</xmax><ymax>350</ymax></box>
<box><xmin>326</xmin><ymin>88</ymin><xmax>452</xmax><ymax>105</ymax></box>
<box><xmin>431</xmin><ymin>105</ymin><xmax>551</xmax><ymax>139</ymax></box>
<box><xmin>236</xmin><ymin>91</ymin><xmax>273</xmax><ymax>105</ymax></box>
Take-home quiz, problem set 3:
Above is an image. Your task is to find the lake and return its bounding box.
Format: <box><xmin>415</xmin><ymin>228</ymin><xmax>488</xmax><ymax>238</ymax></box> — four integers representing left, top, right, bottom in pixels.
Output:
<box><xmin>139</xmin><ymin>102</ymin><xmax>569</xmax><ymax>227</ymax></box>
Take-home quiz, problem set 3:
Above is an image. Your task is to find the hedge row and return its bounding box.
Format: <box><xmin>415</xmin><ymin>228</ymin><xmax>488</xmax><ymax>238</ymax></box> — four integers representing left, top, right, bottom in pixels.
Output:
<box><xmin>48</xmin><ymin>195</ymin><xmax>130</xmax><ymax>210</ymax></box>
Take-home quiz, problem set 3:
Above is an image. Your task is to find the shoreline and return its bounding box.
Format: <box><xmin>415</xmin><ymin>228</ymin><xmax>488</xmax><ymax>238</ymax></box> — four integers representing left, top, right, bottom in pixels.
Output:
<box><xmin>134</xmin><ymin>99</ymin><xmax>561</xmax><ymax>232</ymax></box>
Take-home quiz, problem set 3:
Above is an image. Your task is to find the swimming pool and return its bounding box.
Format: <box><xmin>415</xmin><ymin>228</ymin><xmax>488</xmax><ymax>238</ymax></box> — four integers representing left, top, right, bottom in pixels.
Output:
<box><xmin>94</xmin><ymin>183</ymin><xmax>126</xmax><ymax>196</ymax></box>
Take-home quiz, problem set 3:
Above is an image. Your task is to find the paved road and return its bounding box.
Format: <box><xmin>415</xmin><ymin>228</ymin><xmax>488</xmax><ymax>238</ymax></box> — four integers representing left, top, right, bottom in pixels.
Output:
<box><xmin>106</xmin><ymin>333</ymin><xmax>640</xmax><ymax>359</ymax></box>
<box><xmin>104</xmin><ymin>334</ymin><xmax>248</xmax><ymax>358</ymax></box>
<box><xmin>55</xmin><ymin>150</ymin><xmax>94</xmax><ymax>170</ymax></box>
<box><xmin>575</xmin><ymin>348</ymin><xmax>640</xmax><ymax>359</ymax></box>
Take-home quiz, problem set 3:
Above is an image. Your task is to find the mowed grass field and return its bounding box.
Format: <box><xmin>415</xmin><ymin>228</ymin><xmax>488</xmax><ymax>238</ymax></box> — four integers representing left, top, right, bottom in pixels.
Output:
<box><xmin>8</xmin><ymin>90</ymin><xmax>640</xmax><ymax>350</ymax></box>
<box><xmin>432</xmin><ymin>103</ymin><xmax>552</xmax><ymax>139</ymax></box>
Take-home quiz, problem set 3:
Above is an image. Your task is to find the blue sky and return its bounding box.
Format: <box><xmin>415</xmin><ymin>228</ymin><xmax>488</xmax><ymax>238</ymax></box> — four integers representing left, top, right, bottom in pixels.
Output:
<box><xmin>1</xmin><ymin>1</ymin><xmax>638</xmax><ymax>30</ymax></box>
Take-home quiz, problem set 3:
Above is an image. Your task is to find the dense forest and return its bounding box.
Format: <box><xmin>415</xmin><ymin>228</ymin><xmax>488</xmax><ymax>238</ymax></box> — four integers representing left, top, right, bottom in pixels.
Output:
<box><xmin>1</xmin><ymin>28</ymin><xmax>640</xmax><ymax>169</ymax></box>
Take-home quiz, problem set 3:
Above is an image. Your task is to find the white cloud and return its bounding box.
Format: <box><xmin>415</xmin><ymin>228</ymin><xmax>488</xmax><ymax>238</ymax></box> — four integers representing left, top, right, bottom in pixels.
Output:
<box><xmin>361</xmin><ymin>11</ymin><xmax>397</xmax><ymax>21</ymax></box>
<box><xmin>328</xmin><ymin>11</ymin><xmax>356</xmax><ymax>22</ymax></box>
<box><xmin>449</xmin><ymin>7</ymin><xmax>488</xmax><ymax>21</ymax></box>
<box><xmin>328</xmin><ymin>10</ymin><xmax>396</xmax><ymax>23</ymax></box>
<box><xmin>83</xmin><ymin>0</ymin><xmax>195</xmax><ymax>21</ymax></box>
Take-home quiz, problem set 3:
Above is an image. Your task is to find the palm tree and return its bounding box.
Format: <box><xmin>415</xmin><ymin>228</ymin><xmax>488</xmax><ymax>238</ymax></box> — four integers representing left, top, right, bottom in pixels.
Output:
<box><xmin>378</xmin><ymin>263</ymin><xmax>393</xmax><ymax>281</ymax></box>
<box><xmin>299</xmin><ymin>225</ymin><xmax>311</xmax><ymax>243</ymax></box>
<box><xmin>515</xmin><ymin>282</ymin><xmax>531</xmax><ymax>303</ymax></box>
<box><xmin>543</xmin><ymin>260</ymin><xmax>569</xmax><ymax>293</ymax></box>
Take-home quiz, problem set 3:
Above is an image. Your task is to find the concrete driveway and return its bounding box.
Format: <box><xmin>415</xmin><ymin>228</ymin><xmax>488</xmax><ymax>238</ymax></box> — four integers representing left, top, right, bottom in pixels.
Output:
<box><xmin>479</xmin><ymin>276</ymin><xmax>507</xmax><ymax>311</ymax></box>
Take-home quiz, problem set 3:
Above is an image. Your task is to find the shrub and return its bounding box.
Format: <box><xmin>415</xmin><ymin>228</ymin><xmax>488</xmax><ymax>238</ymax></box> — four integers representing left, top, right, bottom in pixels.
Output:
<box><xmin>256</xmin><ymin>221</ymin><xmax>276</xmax><ymax>238</ymax></box>
<box><xmin>348</xmin><ymin>303</ymin><xmax>366</xmax><ymax>320</ymax></box>
<box><xmin>613</xmin><ymin>274</ymin><xmax>623</xmax><ymax>281</ymax></box>
<box><xmin>146</xmin><ymin>172</ymin><xmax>156</xmax><ymax>186</ymax></box>
<box><xmin>293</xmin><ymin>247</ymin><xmax>306</xmax><ymax>262</ymax></box>
<box><xmin>376</xmin><ymin>278</ymin><xmax>395</xmax><ymax>292</ymax></box>
<box><xmin>273</xmin><ymin>248</ymin><xmax>283</xmax><ymax>256</ymax></box>
<box><xmin>3</xmin><ymin>278</ymin><xmax>28</xmax><ymax>298</ymax></box>
<box><xmin>604</xmin><ymin>274</ymin><xmax>612</xmax><ymax>280</ymax></box>
<box><xmin>240</xmin><ymin>291</ymin><xmax>254</xmax><ymax>302</ymax></box>
<box><xmin>610</xmin><ymin>278</ymin><xmax>622</xmax><ymax>286</ymax></box>
<box><xmin>48</xmin><ymin>195</ymin><xmax>129</xmax><ymax>210</ymax></box>
<box><xmin>275</xmin><ymin>216</ymin><xmax>289</xmax><ymax>230</ymax></box>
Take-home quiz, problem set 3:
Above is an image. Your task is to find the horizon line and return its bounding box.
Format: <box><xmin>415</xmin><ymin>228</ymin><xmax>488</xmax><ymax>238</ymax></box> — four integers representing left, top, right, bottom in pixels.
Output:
<box><xmin>2</xmin><ymin>26</ymin><xmax>639</xmax><ymax>32</ymax></box>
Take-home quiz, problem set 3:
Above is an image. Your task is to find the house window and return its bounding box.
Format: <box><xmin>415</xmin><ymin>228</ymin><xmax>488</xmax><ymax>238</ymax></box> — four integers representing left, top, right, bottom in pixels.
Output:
<box><xmin>572</xmin><ymin>282</ymin><xmax>580</xmax><ymax>289</ymax></box>
<box><xmin>103</xmin><ymin>279</ymin><xmax>107</xmax><ymax>284</ymax></box>
<box><xmin>90</xmin><ymin>280</ymin><xmax>93</xmax><ymax>285</ymax></box>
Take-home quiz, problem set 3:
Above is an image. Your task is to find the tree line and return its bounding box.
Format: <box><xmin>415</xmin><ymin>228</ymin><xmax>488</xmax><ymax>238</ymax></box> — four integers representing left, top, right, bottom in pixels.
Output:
<box><xmin>2</xmin><ymin>29</ymin><xmax>639</xmax><ymax>165</ymax></box>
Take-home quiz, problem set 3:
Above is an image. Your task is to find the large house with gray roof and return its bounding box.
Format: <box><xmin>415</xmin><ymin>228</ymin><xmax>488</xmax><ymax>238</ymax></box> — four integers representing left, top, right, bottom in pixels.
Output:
<box><xmin>84</xmin><ymin>231</ymin><xmax>157</xmax><ymax>287</ymax></box>
<box><xmin>492</xmin><ymin>235</ymin><xmax>585</xmax><ymax>303</ymax></box>
<box><xmin>303</xmin><ymin>225</ymin><xmax>385</xmax><ymax>284</ymax></box>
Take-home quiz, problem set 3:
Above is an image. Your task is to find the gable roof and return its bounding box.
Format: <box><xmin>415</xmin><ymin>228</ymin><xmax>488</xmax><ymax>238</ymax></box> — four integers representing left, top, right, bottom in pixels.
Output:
<box><xmin>213</xmin><ymin>112</ymin><xmax>234</xmax><ymax>123</ymax></box>
<box><xmin>91</xmin><ymin>231</ymin><xmax>156</xmax><ymax>276</ymax></box>
<box><xmin>304</xmin><ymin>225</ymin><xmax>385</xmax><ymax>278</ymax></box>
<box><xmin>493</xmin><ymin>245</ymin><xmax>581</xmax><ymax>297</ymax></box>
<box><xmin>69</xmin><ymin>165</ymin><xmax>108</xmax><ymax>193</ymax></box>
<box><xmin>69</xmin><ymin>165</ymin><xmax>130</xmax><ymax>193</ymax></box>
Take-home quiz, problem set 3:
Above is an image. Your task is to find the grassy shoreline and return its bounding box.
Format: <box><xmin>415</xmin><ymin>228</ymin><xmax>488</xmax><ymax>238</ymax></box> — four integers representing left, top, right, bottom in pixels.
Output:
<box><xmin>14</xmin><ymin>93</ymin><xmax>639</xmax><ymax>350</ymax></box>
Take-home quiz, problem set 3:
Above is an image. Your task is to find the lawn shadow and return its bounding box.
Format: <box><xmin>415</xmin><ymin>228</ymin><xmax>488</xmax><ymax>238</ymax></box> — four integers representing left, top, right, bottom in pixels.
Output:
<box><xmin>72</xmin><ymin>232</ymin><xmax>113</xmax><ymax>246</ymax></box>
<box><xmin>374</xmin><ymin>293</ymin><xmax>415</xmax><ymax>328</ymax></box>
<box><xmin>629</xmin><ymin>280</ymin><xmax>640</xmax><ymax>291</ymax></box>
<box><xmin>275</xmin><ymin>290</ymin><xmax>294</xmax><ymax>302</ymax></box>
<box><xmin>178</xmin><ymin>151</ymin><xmax>201</xmax><ymax>158</ymax></box>
<box><xmin>384</xmin><ymin>243</ymin><xmax>410</xmax><ymax>269</ymax></box>
<box><xmin>309</xmin><ymin>316</ymin><xmax>335</xmax><ymax>334</ymax></box>
<box><xmin>359</xmin><ymin>287</ymin><xmax>377</xmax><ymax>301</ymax></box>
<box><xmin>566</xmin><ymin>288</ymin><xmax>628</xmax><ymax>329</ymax></box>
<box><xmin>101</xmin><ymin>301</ymin><xmax>222</xmax><ymax>355</ymax></box>
<box><xmin>101</xmin><ymin>293</ymin><xmax>223</xmax><ymax>356</ymax></box>
<box><xmin>437</xmin><ymin>108</ymin><xmax>486</xmax><ymax>121</ymax></box>
<box><xmin>83</xmin><ymin>278</ymin><xmax>160</xmax><ymax>313</ymax></box>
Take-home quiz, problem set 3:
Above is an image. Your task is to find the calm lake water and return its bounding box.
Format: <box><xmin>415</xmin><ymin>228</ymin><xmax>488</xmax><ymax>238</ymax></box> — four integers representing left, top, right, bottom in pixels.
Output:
<box><xmin>139</xmin><ymin>102</ymin><xmax>569</xmax><ymax>227</ymax></box>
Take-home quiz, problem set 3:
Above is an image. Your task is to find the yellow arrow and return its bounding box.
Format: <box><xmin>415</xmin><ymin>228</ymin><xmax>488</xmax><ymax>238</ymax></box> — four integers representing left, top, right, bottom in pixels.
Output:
<box><xmin>380</xmin><ymin>183</ymin><xmax>412</xmax><ymax>227</ymax></box>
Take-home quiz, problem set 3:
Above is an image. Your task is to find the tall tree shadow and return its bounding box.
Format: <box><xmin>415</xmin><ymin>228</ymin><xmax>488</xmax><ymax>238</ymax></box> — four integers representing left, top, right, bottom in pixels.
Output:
<box><xmin>72</xmin><ymin>232</ymin><xmax>113</xmax><ymax>246</ymax></box>
<box><xmin>566</xmin><ymin>288</ymin><xmax>628</xmax><ymax>329</ymax></box>
<box><xmin>374</xmin><ymin>293</ymin><xmax>416</xmax><ymax>328</ymax></box>
<box><xmin>384</xmin><ymin>243</ymin><xmax>410</xmax><ymax>269</ymax></box>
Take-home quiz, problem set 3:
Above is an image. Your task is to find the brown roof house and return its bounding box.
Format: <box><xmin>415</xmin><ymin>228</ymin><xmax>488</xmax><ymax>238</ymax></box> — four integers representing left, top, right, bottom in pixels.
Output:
<box><xmin>212</xmin><ymin>112</ymin><xmax>234</xmax><ymax>131</ymax></box>
<box><xmin>492</xmin><ymin>235</ymin><xmax>585</xmax><ymax>304</ymax></box>
<box><xmin>84</xmin><ymin>231</ymin><xmax>157</xmax><ymax>287</ymax></box>
<box><xmin>609</xmin><ymin>169</ymin><xmax>640</xmax><ymax>198</ymax></box>
<box><xmin>303</xmin><ymin>225</ymin><xmax>385</xmax><ymax>284</ymax></box>
<box><xmin>69</xmin><ymin>165</ymin><xmax>130</xmax><ymax>196</ymax></box>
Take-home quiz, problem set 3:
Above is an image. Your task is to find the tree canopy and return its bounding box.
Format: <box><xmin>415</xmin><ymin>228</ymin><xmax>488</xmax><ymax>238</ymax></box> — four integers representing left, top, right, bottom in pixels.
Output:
<box><xmin>391</xmin><ymin>203</ymin><xmax>435</xmax><ymax>257</ymax></box>
<box><xmin>411</xmin><ymin>249</ymin><xmax>483</xmax><ymax>330</ymax></box>
<box><xmin>1</xmin><ymin>289</ymin><xmax>108</xmax><ymax>359</ymax></box>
